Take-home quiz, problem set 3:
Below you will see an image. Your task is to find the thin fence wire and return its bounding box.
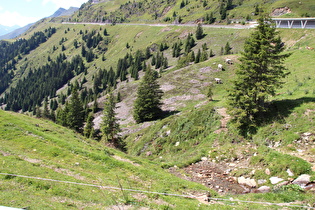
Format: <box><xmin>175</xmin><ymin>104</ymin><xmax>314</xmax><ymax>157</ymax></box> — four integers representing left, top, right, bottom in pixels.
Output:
<box><xmin>1</xmin><ymin>172</ymin><xmax>315</xmax><ymax>209</ymax></box>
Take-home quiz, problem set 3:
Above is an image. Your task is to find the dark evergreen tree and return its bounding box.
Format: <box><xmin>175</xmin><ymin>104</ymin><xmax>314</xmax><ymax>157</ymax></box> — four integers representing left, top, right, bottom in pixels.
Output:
<box><xmin>195</xmin><ymin>24</ymin><xmax>204</xmax><ymax>40</ymax></box>
<box><xmin>220</xmin><ymin>2</ymin><xmax>227</xmax><ymax>20</ymax></box>
<box><xmin>145</xmin><ymin>46</ymin><xmax>151</xmax><ymax>59</ymax></box>
<box><xmin>201</xmin><ymin>49</ymin><xmax>208</xmax><ymax>62</ymax></box>
<box><xmin>195</xmin><ymin>49</ymin><xmax>201</xmax><ymax>63</ymax></box>
<box><xmin>103</xmin><ymin>28</ymin><xmax>108</xmax><ymax>36</ymax></box>
<box><xmin>151</xmin><ymin>55</ymin><xmax>156</xmax><ymax>66</ymax></box>
<box><xmin>43</xmin><ymin>98</ymin><xmax>50</xmax><ymax>119</ymax></box>
<box><xmin>84</xmin><ymin>112</ymin><xmax>95</xmax><ymax>138</ymax></box>
<box><xmin>67</xmin><ymin>87</ymin><xmax>85</xmax><ymax>133</ymax></box>
<box><xmin>224</xmin><ymin>41</ymin><xmax>232</xmax><ymax>55</ymax></box>
<box><xmin>228</xmin><ymin>17</ymin><xmax>290</xmax><ymax>135</ymax></box>
<box><xmin>133</xmin><ymin>67</ymin><xmax>163</xmax><ymax>123</ymax></box>
<box><xmin>101</xmin><ymin>91</ymin><xmax>120</xmax><ymax>142</ymax></box>
<box><xmin>50</xmin><ymin>110</ymin><xmax>56</xmax><ymax>122</ymax></box>
<box><xmin>188</xmin><ymin>51</ymin><xmax>195</xmax><ymax>62</ymax></box>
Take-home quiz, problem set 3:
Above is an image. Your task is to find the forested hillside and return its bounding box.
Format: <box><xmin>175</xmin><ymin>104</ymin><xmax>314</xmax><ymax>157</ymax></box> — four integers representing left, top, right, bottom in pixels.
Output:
<box><xmin>1</xmin><ymin>0</ymin><xmax>315</xmax><ymax>209</ymax></box>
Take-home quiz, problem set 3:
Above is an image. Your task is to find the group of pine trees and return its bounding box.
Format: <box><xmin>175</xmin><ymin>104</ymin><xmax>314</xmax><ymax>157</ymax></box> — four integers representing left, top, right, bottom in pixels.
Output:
<box><xmin>0</xmin><ymin>27</ymin><xmax>56</xmax><ymax>95</ymax></box>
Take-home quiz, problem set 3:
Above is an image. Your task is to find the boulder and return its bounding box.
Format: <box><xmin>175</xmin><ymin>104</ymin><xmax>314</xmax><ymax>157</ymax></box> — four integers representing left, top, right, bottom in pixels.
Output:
<box><xmin>265</xmin><ymin>168</ymin><xmax>271</xmax><ymax>175</ymax></box>
<box><xmin>238</xmin><ymin>176</ymin><xmax>257</xmax><ymax>188</ymax></box>
<box><xmin>286</xmin><ymin>169</ymin><xmax>294</xmax><ymax>177</ymax></box>
<box><xmin>292</xmin><ymin>174</ymin><xmax>311</xmax><ymax>187</ymax></box>
<box><xmin>256</xmin><ymin>186</ymin><xmax>271</xmax><ymax>193</ymax></box>
<box><xmin>270</xmin><ymin>177</ymin><xmax>284</xmax><ymax>185</ymax></box>
<box><xmin>258</xmin><ymin>179</ymin><xmax>267</xmax><ymax>185</ymax></box>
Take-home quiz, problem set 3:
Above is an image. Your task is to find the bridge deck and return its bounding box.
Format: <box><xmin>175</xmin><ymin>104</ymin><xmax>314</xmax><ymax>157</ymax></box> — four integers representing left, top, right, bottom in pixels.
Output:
<box><xmin>272</xmin><ymin>18</ymin><xmax>315</xmax><ymax>29</ymax></box>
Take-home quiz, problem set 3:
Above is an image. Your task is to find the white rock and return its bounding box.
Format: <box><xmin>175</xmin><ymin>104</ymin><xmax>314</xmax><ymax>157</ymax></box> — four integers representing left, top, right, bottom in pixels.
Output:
<box><xmin>286</xmin><ymin>169</ymin><xmax>294</xmax><ymax>177</ymax></box>
<box><xmin>201</xmin><ymin>157</ymin><xmax>208</xmax><ymax>161</ymax></box>
<box><xmin>175</xmin><ymin>141</ymin><xmax>180</xmax><ymax>146</ymax></box>
<box><xmin>292</xmin><ymin>174</ymin><xmax>311</xmax><ymax>187</ymax></box>
<box><xmin>238</xmin><ymin>176</ymin><xmax>257</xmax><ymax>188</ymax></box>
<box><xmin>265</xmin><ymin>168</ymin><xmax>271</xmax><ymax>175</ymax></box>
<box><xmin>270</xmin><ymin>177</ymin><xmax>284</xmax><ymax>185</ymax></box>
<box><xmin>258</xmin><ymin>179</ymin><xmax>267</xmax><ymax>185</ymax></box>
<box><xmin>256</xmin><ymin>186</ymin><xmax>271</xmax><ymax>193</ymax></box>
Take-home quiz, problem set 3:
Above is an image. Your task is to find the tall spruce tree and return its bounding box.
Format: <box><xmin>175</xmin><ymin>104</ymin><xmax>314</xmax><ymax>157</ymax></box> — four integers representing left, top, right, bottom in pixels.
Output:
<box><xmin>228</xmin><ymin>17</ymin><xmax>290</xmax><ymax>135</ymax></box>
<box><xmin>84</xmin><ymin>112</ymin><xmax>95</xmax><ymax>138</ymax></box>
<box><xmin>101</xmin><ymin>91</ymin><xmax>120</xmax><ymax>143</ymax></box>
<box><xmin>67</xmin><ymin>87</ymin><xmax>85</xmax><ymax>133</ymax></box>
<box><xmin>195</xmin><ymin>23</ymin><xmax>204</xmax><ymax>40</ymax></box>
<box><xmin>133</xmin><ymin>66</ymin><xmax>163</xmax><ymax>123</ymax></box>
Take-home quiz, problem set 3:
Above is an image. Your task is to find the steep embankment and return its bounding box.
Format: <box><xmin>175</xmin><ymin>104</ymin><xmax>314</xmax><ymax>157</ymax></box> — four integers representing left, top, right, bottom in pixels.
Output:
<box><xmin>0</xmin><ymin>110</ymin><xmax>216</xmax><ymax>209</ymax></box>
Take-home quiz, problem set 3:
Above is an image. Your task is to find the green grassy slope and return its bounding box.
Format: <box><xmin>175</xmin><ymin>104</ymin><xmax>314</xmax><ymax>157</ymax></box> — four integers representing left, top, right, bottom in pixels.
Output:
<box><xmin>0</xmin><ymin>110</ymin><xmax>217</xmax><ymax>209</ymax></box>
<box><xmin>70</xmin><ymin>0</ymin><xmax>315</xmax><ymax>24</ymax></box>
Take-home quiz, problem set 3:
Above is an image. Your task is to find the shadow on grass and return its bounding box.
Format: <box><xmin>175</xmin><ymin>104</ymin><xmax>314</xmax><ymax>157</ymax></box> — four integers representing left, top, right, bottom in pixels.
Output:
<box><xmin>241</xmin><ymin>97</ymin><xmax>315</xmax><ymax>137</ymax></box>
<box><xmin>160</xmin><ymin>110</ymin><xmax>180</xmax><ymax>119</ymax></box>
<box><xmin>264</xmin><ymin>97</ymin><xmax>315</xmax><ymax>124</ymax></box>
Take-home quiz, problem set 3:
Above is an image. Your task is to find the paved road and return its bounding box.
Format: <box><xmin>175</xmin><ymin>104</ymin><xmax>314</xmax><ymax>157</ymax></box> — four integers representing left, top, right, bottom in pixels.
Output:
<box><xmin>62</xmin><ymin>22</ymin><xmax>253</xmax><ymax>29</ymax></box>
<box><xmin>63</xmin><ymin>18</ymin><xmax>315</xmax><ymax>29</ymax></box>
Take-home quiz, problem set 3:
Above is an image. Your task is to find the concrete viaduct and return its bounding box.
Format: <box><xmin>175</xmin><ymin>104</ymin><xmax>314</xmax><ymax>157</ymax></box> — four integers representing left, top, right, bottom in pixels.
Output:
<box><xmin>272</xmin><ymin>18</ymin><xmax>315</xmax><ymax>29</ymax></box>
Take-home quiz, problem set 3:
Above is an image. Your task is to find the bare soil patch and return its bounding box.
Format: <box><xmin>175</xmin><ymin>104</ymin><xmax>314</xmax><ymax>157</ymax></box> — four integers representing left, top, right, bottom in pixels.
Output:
<box><xmin>169</xmin><ymin>160</ymin><xmax>251</xmax><ymax>195</ymax></box>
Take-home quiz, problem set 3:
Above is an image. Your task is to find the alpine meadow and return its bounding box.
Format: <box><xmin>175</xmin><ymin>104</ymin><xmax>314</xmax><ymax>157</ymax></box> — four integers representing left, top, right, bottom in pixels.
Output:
<box><xmin>1</xmin><ymin>0</ymin><xmax>315</xmax><ymax>209</ymax></box>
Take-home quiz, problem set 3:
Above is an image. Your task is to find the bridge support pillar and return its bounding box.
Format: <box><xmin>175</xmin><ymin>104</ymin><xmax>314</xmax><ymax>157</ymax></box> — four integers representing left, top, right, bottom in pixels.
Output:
<box><xmin>288</xmin><ymin>20</ymin><xmax>294</xmax><ymax>28</ymax></box>
<box><xmin>275</xmin><ymin>20</ymin><xmax>281</xmax><ymax>28</ymax></box>
<box><xmin>301</xmin><ymin>20</ymin><xmax>308</xmax><ymax>29</ymax></box>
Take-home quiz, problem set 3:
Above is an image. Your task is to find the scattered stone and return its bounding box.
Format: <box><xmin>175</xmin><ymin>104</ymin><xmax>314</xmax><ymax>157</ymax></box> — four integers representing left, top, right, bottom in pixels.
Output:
<box><xmin>274</xmin><ymin>141</ymin><xmax>281</xmax><ymax>147</ymax></box>
<box><xmin>201</xmin><ymin>157</ymin><xmax>208</xmax><ymax>161</ymax></box>
<box><xmin>229</xmin><ymin>163</ymin><xmax>236</xmax><ymax>167</ymax></box>
<box><xmin>75</xmin><ymin>162</ymin><xmax>80</xmax><ymax>166</ymax></box>
<box><xmin>270</xmin><ymin>177</ymin><xmax>284</xmax><ymax>185</ymax></box>
<box><xmin>258</xmin><ymin>179</ymin><xmax>267</xmax><ymax>185</ymax></box>
<box><xmin>275</xmin><ymin>181</ymin><xmax>290</xmax><ymax>188</ymax></box>
<box><xmin>238</xmin><ymin>176</ymin><xmax>257</xmax><ymax>188</ymax></box>
<box><xmin>175</xmin><ymin>141</ymin><xmax>180</xmax><ymax>147</ymax></box>
<box><xmin>265</xmin><ymin>168</ymin><xmax>271</xmax><ymax>175</ymax></box>
<box><xmin>146</xmin><ymin>151</ymin><xmax>152</xmax><ymax>156</ymax></box>
<box><xmin>305</xmin><ymin>183</ymin><xmax>315</xmax><ymax>191</ymax></box>
<box><xmin>286</xmin><ymin>169</ymin><xmax>294</xmax><ymax>177</ymax></box>
<box><xmin>256</xmin><ymin>186</ymin><xmax>271</xmax><ymax>193</ymax></box>
<box><xmin>293</xmin><ymin>174</ymin><xmax>311</xmax><ymax>187</ymax></box>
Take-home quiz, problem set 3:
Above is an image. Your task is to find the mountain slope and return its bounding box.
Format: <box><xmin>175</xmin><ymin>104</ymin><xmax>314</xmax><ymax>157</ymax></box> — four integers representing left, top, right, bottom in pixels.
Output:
<box><xmin>1</xmin><ymin>0</ymin><xmax>315</xmax><ymax>208</ymax></box>
<box><xmin>0</xmin><ymin>110</ymin><xmax>214</xmax><ymax>209</ymax></box>
<box><xmin>70</xmin><ymin>0</ymin><xmax>315</xmax><ymax>24</ymax></box>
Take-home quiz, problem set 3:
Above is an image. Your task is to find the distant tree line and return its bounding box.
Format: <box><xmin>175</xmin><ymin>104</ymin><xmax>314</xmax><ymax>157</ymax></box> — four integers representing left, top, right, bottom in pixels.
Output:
<box><xmin>0</xmin><ymin>27</ymin><xmax>56</xmax><ymax>95</ymax></box>
<box><xmin>2</xmin><ymin>54</ymin><xmax>85</xmax><ymax>112</ymax></box>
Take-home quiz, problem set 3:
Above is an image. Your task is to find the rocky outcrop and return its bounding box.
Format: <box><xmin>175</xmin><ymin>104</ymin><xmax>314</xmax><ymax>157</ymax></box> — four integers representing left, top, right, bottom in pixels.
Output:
<box><xmin>271</xmin><ymin>7</ymin><xmax>292</xmax><ymax>17</ymax></box>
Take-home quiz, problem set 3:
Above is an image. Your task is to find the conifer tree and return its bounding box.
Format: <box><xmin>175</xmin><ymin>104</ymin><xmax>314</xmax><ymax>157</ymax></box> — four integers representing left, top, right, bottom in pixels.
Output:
<box><xmin>195</xmin><ymin>49</ymin><xmax>201</xmax><ymax>63</ymax></box>
<box><xmin>84</xmin><ymin>112</ymin><xmax>95</xmax><ymax>138</ymax></box>
<box><xmin>224</xmin><ymin>41</ymin><xmax>232</xmax><ymax>55</ymax></box>
<box><xmin>43</xmin><ymin>98</ymin><xmax>50</xmax><ymax>119</ymax></box>
<box><xmin>133</xmin><ymin>67</ymin><xmax>163</xmax><ymax>123</ymax></box>
<box><xmin>101</xmin><ymin>91</ymin><xmax>120</xmax><ymax>143</ymax></box>
<box><xmin>67</xmin><ymin>87</ymin><xmax>85</xmax><ymax>133</ymax></box>
<box><xmin>228</xmin><ymin>17</ymin><xmax>290</xmax><ymax>135</ymax></box>
<box><xmin>103</xmin><ymin>28</ymin><xmax>108</xmax><ymax>36</ymax></box>
<box><xmin>50</xmin><ymin>110</ymin><xmax>56</xmax><ymax>122</ymax></box>
<box><xmin>195</xmin><ymin>23</ymin><xmax>204</xmax><ymax>40</ymax></box>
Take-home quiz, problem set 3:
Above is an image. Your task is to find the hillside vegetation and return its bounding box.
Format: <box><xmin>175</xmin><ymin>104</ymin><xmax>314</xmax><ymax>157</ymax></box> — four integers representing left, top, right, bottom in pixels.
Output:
<box><xmin>70</xmin><ymin>0</ymin><xmax>315</xmax><ymax>24</ymax></box>
<box><xmin>1</xmin><ymin>0</ymin><xmax>315</xmax><ymax>209</ymax></box>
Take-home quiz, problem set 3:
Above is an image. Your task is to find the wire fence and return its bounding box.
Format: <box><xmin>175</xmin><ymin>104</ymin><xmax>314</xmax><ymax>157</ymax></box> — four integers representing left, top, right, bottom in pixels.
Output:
<box><xmin>1</xmin><ymin>172</ymin><xmax>315</xmax><ymax>209</ymax></box>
